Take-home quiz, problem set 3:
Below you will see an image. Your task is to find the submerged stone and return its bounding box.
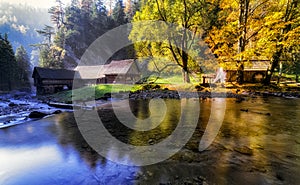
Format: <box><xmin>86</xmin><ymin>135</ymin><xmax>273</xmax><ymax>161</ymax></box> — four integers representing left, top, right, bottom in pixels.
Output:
<box><xmin>28</xmin><ymin>111</ymin><xmax>49</xmax><ymax>118</ymax></box>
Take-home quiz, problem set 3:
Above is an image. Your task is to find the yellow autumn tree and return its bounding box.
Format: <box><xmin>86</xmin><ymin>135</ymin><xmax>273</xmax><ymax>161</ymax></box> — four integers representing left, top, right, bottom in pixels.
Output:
<box><xmin>129</xmin><ymin>0</ymin><xmax>208</xmax><ymax>83</ymax></box>
<box><xmin>204</xmin><ymin>0</ymin><xmax>300</xmax><ymax>84</ymax></box>
<box><xmin>204</xmin><ymin>0</ymin><xmax>272</xmax><ymax>84</ymax></box>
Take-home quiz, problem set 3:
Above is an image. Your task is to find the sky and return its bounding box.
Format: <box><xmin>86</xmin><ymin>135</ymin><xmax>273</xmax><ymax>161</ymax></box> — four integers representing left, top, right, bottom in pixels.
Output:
<box><xmin>0</xmin><ymin>0</ymin><xmax>71</xmax><ymax>9</ymax></box>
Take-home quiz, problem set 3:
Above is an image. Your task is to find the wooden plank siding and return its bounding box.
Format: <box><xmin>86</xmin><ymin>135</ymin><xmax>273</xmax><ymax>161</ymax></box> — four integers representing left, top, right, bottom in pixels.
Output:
<box><xmin>32</xmin><ymin>67</ymin><xmax>75</xmax><ymax>95</ymax></box>
<box><xmin>226</xmin><ymin>70</ymin><xmax>266</xmax><ymax>83</ymax></box>
<box><xmin>224</xmin><ymin>61</ymin><xmax>270</xmax><ymax>83</ymax></box>
<box><xmin>75</xmin><ymin>59</ymin><xmax>141</xmax><ymax>85</ymax></box>
<box><xmin>32</xmin><ymin>60</ymin><xmax>141</xmax><ymax>94</ymax></box>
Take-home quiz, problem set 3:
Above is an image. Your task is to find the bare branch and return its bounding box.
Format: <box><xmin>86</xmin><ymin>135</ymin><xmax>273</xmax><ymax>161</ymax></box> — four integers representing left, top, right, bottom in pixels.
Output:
<box><xmin>155</xmin><ymin>0</ymin><xmax>167</xmax><ymax>21</ymax></box>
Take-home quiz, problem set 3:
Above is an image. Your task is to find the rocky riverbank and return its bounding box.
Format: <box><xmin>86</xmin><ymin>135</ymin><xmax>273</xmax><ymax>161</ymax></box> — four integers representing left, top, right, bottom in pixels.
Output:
<box><xmin>128</xmin><ymin>90</ymin><xmax>240</xmax><ymax>99</ymax></box>
<box><xmin>0</xmin><ymin>91</ymin><xmax>67</xmax><ymax>128</ymax></box>
<box><xmin>1</xmin><ymin>84</ymin><xmax>299</xmax><ymax>128</ymax></box>
<box><xmin>118</xmin><ymin>88</ymin><xmax>300</xmax><ymax>101</ymax></box>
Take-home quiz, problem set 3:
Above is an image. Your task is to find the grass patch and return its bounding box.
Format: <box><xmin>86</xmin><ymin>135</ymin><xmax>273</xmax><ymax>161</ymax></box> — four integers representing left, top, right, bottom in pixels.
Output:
<box><xmin>273</xmin><ymin>73</ymin><xmax>298</xmax><ymax>81</ymax></box>
<box><xmin>146</xmin><ymin>74</ymin><xmax>201</xmax><ymax>84</ymax></box>
<box><xmin>51</xmin><ymin>84</ymin><xmax>143</xmax><ymax>103</ymax></box>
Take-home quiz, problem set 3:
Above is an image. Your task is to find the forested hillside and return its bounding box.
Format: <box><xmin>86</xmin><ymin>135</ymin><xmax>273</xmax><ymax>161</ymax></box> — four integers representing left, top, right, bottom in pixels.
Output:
<box><xmin>37</xmin><ymin>0</ymin><xmax>139</xmax><ymax>69</ymax></box>
<box><xmin>0</xmin><ymin>2</ymin><xmax>51</xmax><ymax>54</ymax></box>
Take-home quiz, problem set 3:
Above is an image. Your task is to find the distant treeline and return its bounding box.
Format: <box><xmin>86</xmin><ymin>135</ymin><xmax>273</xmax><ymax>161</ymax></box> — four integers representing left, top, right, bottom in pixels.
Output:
<box><xmin>0</xmin><ymin>33</ymin><xmax>31</xmax><ymax>91</ymax></box>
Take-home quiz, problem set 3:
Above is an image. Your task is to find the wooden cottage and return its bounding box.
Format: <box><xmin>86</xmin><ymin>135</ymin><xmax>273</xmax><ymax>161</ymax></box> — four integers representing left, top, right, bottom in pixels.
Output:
<box><xmin>32</xmin><ymin>67</ymin><xmax>75</xmax><ymax>95</ymax></box>
<box><xmin>104</xmin><ymin>60</ymin><xmax>141</xmax><ymax>83</ymax></box>
<box><xmin>225</xmin><ymin>61</ymin><xmax>270</xmax><ymax>83</ymax></box>
<box><xmin>75</xmin><ymin>59</ymin><xmax>141</xmax><ymax>85</ymax></box>
<box><xmin>74</xmin><ymin>65</ymin><xmax>107</xmax><ymax>85</ymax></box>
<box><xmin>32</xmin><ymin>59</ymin><xmax>141</xmax><ymax>94</ymax></box>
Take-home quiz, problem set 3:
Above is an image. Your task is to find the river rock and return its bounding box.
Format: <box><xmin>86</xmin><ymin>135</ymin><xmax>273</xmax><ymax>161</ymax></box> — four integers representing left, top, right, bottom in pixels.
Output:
<box><xmin>8</xmin><ymin>102</ymin><xmax>17</xmax><ymax>107</ymax></box>
<box><xmin>52</xmin><ymin>110</ymin><xmax>62</xmax><ymax>114</ymax></box>
<box><xmin>148</xmin><ymin>139</ymin><xmax>155</xmax><ymax>145</ymax></box>
<box><xmin>28</xmin><ymin>111</ymin><xmax>49</xmax><ymax>118</ymax></box>
<box><xmin>104</xmin><ymin>92</ymin><xmax>112</xmax><ymax>98</ymax></box>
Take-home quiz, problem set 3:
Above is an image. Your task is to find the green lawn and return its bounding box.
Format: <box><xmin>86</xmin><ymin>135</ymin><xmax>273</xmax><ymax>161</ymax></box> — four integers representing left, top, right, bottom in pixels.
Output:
<box><xmin>49</xmin><ymin>75</ymin><xmax>202</xmax><ymax>103</ymax></box>
<box><xmin>146</xmin><ymin>74</ymin><xmax>201</xmax><ymax>84</ymax></box>
<box><xmin>52</xmin><ymin>84</ymin><xmax>143</xmax><ymax>103</ymax></box>
<box><xmin>273</xmin><ymin>73</ymin><xmax>298</xmax><ymax>81</ymax></box>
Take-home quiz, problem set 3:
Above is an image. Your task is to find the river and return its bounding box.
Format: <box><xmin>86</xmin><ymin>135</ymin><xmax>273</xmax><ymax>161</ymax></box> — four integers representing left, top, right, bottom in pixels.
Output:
<box><xmin>0</xmin><ymin>96</ymin><xmax>300</xmax><ymax>184</ymax></box>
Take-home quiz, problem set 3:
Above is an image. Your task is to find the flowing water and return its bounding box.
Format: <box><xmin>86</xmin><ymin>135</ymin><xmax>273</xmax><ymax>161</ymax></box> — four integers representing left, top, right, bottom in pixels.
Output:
<box><xmin>0</xmin><ymin>97</ymin><xmax>300</xmax><ymax>184</ymax></box>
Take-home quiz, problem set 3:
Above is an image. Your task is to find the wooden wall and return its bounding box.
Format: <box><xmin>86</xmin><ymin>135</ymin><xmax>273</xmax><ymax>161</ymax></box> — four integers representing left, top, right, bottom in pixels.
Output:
<box><xmin>226</xmin><ymin>70</ymin><xmax>266</xmax><ymax>83</ymax></box>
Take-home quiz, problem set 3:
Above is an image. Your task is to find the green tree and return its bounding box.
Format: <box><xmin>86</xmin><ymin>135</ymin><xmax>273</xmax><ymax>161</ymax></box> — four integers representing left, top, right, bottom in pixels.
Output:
<box><xmin>15</xmin><ymin>45</ymin><xmax>31</xmax><ymax>84</ymax></box>
<box><xmin>49</xmin><ymin>0</ymin><xmax>65</xmax><ymax>29</ymax></box>
<box><xmin>124</xmin><ymin>0</ymin><xmax>141</xmax><ymax>22</ymax></box>
<box><xmin>40</xmin><ymin>0</ymin><xmax>136</xmax><ymax>68</ymax></box>
<box><xmin>0</xmin><ymin>33</ymin><xmax>17</xmax><ymax>90</ymax></box>
<box><xmin>34</xmin><ymin>25</ymin><xmax>64</xmax><ymax>68</ymax></box>
<box><xmin>130</xmin><ymin>0</ymin><xmax>206</xmax><ymax>83</ymax></box>
<box><xmin>112</xmin><ymin>0</ymin><xmax>127</xmax><ymax>25</ymax></box>
<box><xmin>60</xmin><ymin>0</ymin><xmax>113</xmax><ymax>65</ymax></box>
<box><xmin>36</xmin><ymin>25</ymin><xmax>55</xmax><ymax>45</ymax></box>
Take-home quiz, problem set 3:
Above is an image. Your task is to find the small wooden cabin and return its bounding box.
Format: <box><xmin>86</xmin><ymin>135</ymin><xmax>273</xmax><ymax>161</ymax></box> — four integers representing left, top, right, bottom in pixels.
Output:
<box><xmin>225</xmin><ymin>61</ymin><xmax>270</xmax><ymax>83</ymax></box>
<box><xmin>75</xmin><ymin>59</ymin><xmax>141</xmax><ymax>85</ymax></box>
<box><xmin>32</xmin><ymin>67</ymin><xmax>75</xmax><ymax>95</ymax></box>
<box><xmin>32</xmin><ymin>60</ymin><xmax>141</xmax><ymax>95</ymax></box>
<box><xmin>104</xmin><ymin>60</ymin><xmax>141</xmax><ymax>83</ymax></box>
<box><xmin>74</xmin><ymin>65</ymin><xmax>107</xmax><ymax>85</ymax></box>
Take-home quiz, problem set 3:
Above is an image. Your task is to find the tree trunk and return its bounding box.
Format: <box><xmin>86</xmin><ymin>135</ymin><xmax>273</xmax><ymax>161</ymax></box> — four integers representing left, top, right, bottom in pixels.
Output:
<box><xmin>264</xmin><ymin>48</ymin><xmax>282</xmax><ymax>85</ymax></box>
<box><xmin>265</xmin><ymin>0</ymin><xmax>298</xmax><ymax>85</ymax></box>
<box><xmin>236</xmin><ymin>0</ymin><xmax>249</xmax><ymax>85</ymax></box>
<box><xmin>181</xmin><ymin>42</ymin><xmax>190</xmax><ymax>83</ymax></box>
<box><xmin>182</xmin><ymin>69</ymin><xmax>190</xmax><ymax>83</ymax></box>
<box><xmin>237</xmin><ymin>62</ymin><xmax>244</xmax><ymax>84</ymax></box>
<box><xmin>277</xmin><ymin>61</ymin><xmax>282</xmax><ymax>85</ymax></box>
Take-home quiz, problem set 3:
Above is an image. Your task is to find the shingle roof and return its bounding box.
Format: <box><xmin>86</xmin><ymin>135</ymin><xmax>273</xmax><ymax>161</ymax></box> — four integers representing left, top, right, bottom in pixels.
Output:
<box><xmin>244</xmin><ymin>61</ymin><xmax>270</xmax><ymax>71</ymax></box>
<box><xmin>74</xmin><ymin>65</ymin><xmax>106</xmax><ymax>79</ymax></box>
<box><xmin>225</xmin><ymin>61</ymin><xmax>270</xmax><ymax>71</ymax></box>
<box><xmin>75</xmin><ymin>59</ymin><xmax>139</xmax><ymax>79</ymax></box>
<box><xmin>105</xmin><ymin>59</ymin><xmax>138</xmax><ymax>75</ymax></box>
<box><xmin>33</xmin><ymin>67</ymin><xmax>75</xmax><ymax>79</ymax></box>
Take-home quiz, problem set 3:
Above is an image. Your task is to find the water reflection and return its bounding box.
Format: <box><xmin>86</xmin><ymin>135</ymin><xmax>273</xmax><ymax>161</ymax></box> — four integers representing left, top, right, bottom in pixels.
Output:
<box><xmin>127</xmin><ymin>99</ymin><xmax>181</xmax><ymax>145</ymax></box>
<box><xmin>50</xmin><ymin>113</ymin><xmax>102</xmax><ymax>168</ymax></box>
<box><xmin>79</xmin><ymin>98</ymin><xmax>199</xmax><ymax>166</ymax></box>
<box><xmin>210</xmin><ymin>97</ymin><xmax>300</xmax><ymax>184</ymax></box>
<box><xmin>0</xmin><ymin>114</ymin><xmax>140</xmax><ymax>185</ymax></box>
<box><xmin>0</xmin><ymin>97</ymin><xmax>300</xmax><ymax>184</ymax></box>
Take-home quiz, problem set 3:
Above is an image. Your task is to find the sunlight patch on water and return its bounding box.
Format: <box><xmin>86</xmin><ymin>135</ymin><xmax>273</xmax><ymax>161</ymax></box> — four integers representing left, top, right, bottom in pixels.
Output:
<box><xmin>0</xmin><ymin>145</ymin><xmax>63</xmax><ymax>184</ymax></box>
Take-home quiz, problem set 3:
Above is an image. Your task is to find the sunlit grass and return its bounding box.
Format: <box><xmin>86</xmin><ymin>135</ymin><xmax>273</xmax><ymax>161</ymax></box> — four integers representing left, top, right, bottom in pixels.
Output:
<box><xmin>48</xmin><ymin>73</ymin><xmax>300</xmax><ymax>103</ymax></box>
<box><xmin>150</xmin><ymin>74</ymin><xmax>201</xmax><ymax>84</ymax></box>
<box><xmin>273</xmin><ymin>73</ymin><xmax>297</xmax><ymax>81</ymax></box>
<box><xmin>52</xmin><ymin>84</ymin><xmax>143</xmax><ymax>103</ymax></box>
<box><xmin>50</xmin><ymin>75</ymin><xmax>202</xmax><ymax>103</ymax></box>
